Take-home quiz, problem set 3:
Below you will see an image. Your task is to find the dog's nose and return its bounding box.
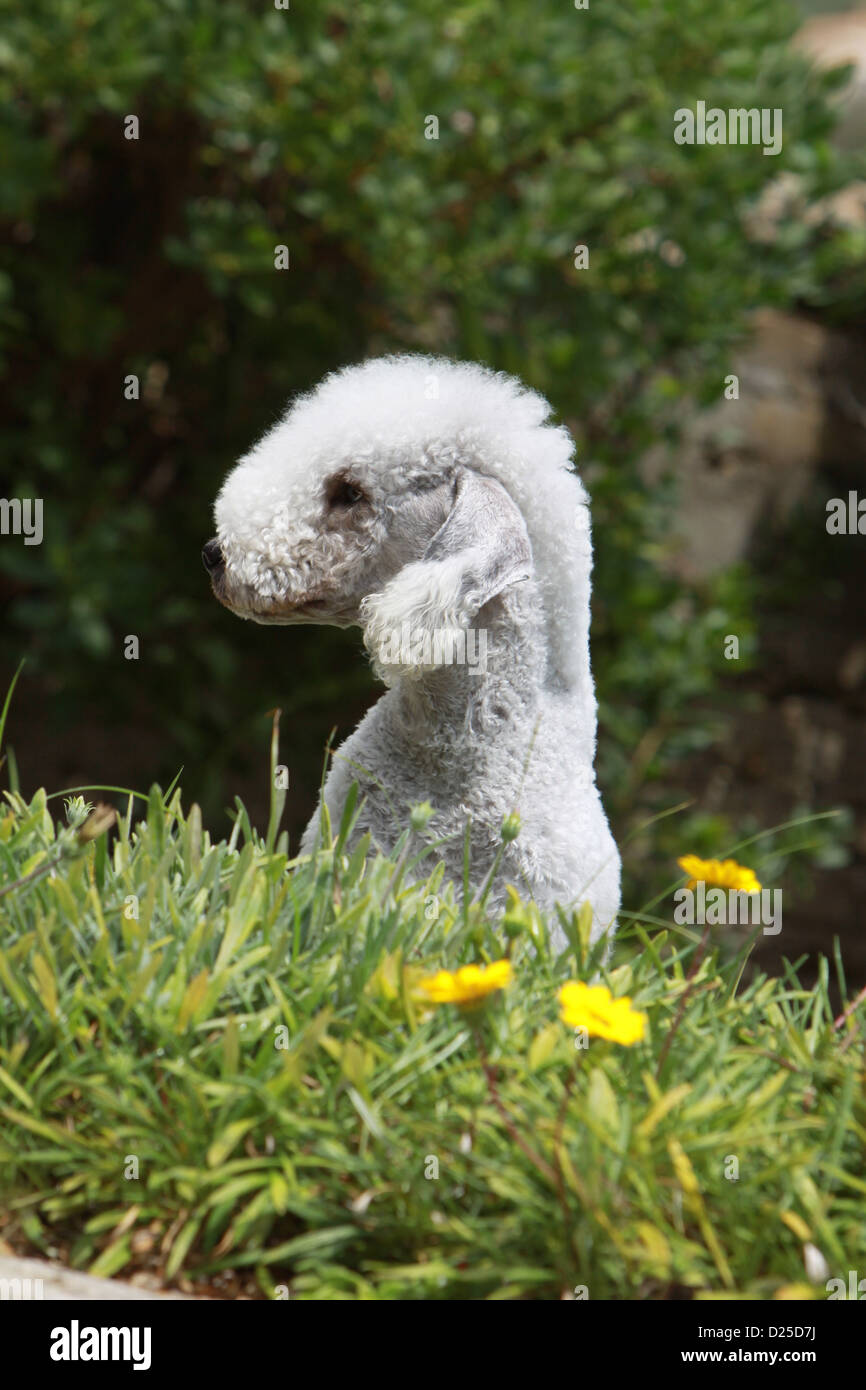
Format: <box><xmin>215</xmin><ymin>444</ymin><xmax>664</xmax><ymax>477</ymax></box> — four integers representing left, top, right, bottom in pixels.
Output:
<box><xmin>202</xmin><ymin>538</ymin><xmax>224</xmax><ymax>575</ymax></box>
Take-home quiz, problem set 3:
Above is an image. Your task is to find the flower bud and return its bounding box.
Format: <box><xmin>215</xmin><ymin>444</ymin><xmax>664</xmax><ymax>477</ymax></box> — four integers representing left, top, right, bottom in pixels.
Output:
<box><xmin>500</xmin><ymin>812</ymin><xmax>521</xmax><ymax>843</ymax></box>
<box><xmin>410</xmin><ymin>801</ymin><xmax>435</xmax><ymax>832</ymax></box>
<box><xmin>77</xmin><ymin>803</ymin><xmax>117</xmax><ymax>844</ymax></box>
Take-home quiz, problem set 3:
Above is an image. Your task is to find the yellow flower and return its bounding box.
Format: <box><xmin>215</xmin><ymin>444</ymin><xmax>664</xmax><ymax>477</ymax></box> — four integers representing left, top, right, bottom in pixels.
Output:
<box><xmin>419</xmin><ymin>959</ymin><xmax>513</xmax><ymax>1007</ymax></box>
<box><xmin>677</xmin><ymin>855</ymin><xmax>761</xmax><ymax>894</ymax></box>
<box><xmin>558</xmin><ymin>982</ymin><xmax>647</xmax><ymax>1045</ymax></box>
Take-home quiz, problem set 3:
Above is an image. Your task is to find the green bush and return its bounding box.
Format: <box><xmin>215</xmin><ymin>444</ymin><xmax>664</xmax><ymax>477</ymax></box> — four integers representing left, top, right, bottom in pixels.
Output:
<box><xmin>0</xmin><ymin>0</ymin><xmax>860</xmax><ymax>870</ymax></box>
<box><xmin>0</xmin><ymin>780</ymin><xmax>862</xmax><ymax>1299</ymax></box>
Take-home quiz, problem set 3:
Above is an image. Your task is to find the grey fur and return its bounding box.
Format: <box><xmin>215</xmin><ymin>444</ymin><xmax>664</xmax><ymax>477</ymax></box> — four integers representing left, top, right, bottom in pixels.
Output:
<box><xmin>209</xmin><ymin>355</ymin><xmax>621</xmax><ymax>949</ymax></box>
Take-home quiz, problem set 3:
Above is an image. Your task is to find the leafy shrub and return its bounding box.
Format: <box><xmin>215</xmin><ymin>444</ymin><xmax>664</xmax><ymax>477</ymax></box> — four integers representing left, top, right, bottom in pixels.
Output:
<box><xmin>0</xmin><ymin>780</ymin><xmax>862</xmax><ymax>1298</ymax></box>
<box><xmin>0</xmin><ymin>0</ymin><xmax>859</xmax><ymax>868</ymax></box>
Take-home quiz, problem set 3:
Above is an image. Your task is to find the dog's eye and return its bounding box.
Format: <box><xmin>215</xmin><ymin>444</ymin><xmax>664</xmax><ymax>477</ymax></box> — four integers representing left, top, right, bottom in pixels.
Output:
<box><xmin>328</xmin><ymin>479</ymin><xmax>367</xmax><ymax>509</ymax></box>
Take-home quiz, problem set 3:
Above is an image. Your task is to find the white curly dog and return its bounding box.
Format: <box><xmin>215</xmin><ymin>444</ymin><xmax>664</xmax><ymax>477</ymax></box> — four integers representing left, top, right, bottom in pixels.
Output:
<box><xmin>205</xmin><ymin>356</ymin><xmax>620</xmax><ymax>949</ymax></box>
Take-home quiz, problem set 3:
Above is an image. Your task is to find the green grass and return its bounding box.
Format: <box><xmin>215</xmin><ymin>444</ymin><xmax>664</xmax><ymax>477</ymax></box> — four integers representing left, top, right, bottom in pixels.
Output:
<box><xmin>0</xmin><ymin>780</ymin><xmax>863</xmax><ymax>1301</ymax></box>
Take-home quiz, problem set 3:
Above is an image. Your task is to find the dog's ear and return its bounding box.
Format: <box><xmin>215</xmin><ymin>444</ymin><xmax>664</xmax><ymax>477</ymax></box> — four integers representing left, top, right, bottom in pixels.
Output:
<box><xmin>361</xmin><ymin>470</ymin><xmax>532</xmax><ymax>680</ymax></box>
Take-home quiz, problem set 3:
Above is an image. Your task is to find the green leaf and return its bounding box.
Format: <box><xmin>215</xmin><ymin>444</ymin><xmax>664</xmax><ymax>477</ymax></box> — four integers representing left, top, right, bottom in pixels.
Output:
<box><xmin>89</xmin><ymin>1236</ymin><xmax>132</xmax><ymax>1280</ymax></box>
<box><xmin>587</xmin><ymin>1068</ymin><xmax>619</xmax><ymax>1136</ymax></box>
<box><xmin>207</xmin><ymin>1119</ymin><xmax>257</xmax><ymax>1170</ymax></box>
<box><xmin>528</xmin><ymin>1023</ymin><xmax>560</xmax><ymax>1071</ymax></box>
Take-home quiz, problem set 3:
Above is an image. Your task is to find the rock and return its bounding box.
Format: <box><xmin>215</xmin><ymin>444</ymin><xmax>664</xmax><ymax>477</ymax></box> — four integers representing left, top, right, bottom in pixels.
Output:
<box><xmin>794</xmin><ymin>9</ymin><xmax>866</xmax><ymax>151</ymax></box>
<box><xmin>0</xmin><ymin>1254</ymin><xmax>204</xmax><ymax>1300</ymax></box>
<box><xmin>640</xmin><ymin>309</ymin><xmax>859</xmax><ymax>578</ymax></box>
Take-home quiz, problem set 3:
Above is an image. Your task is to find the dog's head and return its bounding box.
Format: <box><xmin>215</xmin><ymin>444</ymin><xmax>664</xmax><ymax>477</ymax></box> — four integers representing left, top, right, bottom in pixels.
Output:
<box><xmin>205</xmin><ymin>356</ymin><xmax>535</xmax><ymax>676</ymax></box>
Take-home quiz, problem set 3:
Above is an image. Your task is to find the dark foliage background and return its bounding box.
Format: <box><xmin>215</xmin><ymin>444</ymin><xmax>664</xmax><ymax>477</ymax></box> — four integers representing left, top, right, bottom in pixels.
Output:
<box><xmin>1</xmin><ymin>0</ymin><xmax>863</xmax><ymax>972</ymax></box>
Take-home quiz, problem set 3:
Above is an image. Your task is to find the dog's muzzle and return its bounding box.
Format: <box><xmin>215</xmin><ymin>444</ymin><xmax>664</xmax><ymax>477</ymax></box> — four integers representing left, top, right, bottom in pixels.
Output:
<box><xmin>202</xmin><ymin>538</ymin><xmax>225</xmax><ymax>578</ymax></box>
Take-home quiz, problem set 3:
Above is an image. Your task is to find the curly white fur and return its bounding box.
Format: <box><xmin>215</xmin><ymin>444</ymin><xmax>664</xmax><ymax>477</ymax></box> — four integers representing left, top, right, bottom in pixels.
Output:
<box><xmin>209</xmin><ymin>355</ymin><xmax>620</xmax><ymax>949</ymax></box>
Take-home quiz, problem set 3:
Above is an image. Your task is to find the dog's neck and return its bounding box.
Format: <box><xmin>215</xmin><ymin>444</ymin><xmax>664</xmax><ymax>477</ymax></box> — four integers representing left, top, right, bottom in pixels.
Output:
<box><xmin>387</xmin><ymin>582</ymin><xmax>544</xmax><ymax>742</ymax></box>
